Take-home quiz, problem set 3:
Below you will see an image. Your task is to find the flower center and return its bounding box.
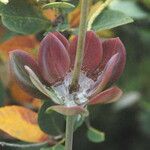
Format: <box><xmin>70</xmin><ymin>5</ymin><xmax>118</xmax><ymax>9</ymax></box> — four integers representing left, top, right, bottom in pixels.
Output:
<box><xmin>52</xmin><ymin>72</ymin><xmax>95</xmax><ymax>107</ymax></box>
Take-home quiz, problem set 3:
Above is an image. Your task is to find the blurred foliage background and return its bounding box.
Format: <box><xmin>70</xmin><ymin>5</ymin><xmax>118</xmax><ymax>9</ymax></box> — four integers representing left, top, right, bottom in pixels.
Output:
<box><xmin>0</xmin><ymin>0</ymin><xmax>150</xmax><ymax>150</ymax></box>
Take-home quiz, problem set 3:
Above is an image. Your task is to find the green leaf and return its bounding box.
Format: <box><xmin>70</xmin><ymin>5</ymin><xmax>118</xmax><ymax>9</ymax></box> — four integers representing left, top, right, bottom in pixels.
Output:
<box><xmin>92</xmin><ymin>9</ymin><xmax>133</xmax><ymax>32</ymax></box>
<box><xmin>87</xmin><ymin>0</ymin><xmax>111</xmax><ymax>30</ymax></box>
<box><xmin>38</xmin><ymin>100</ymin><xmax>65</xmax><ymax>136</ymax></box>
<box><xmin>0</xmin><ymin>0</ymin><xmax>49</xmax><ymax>34</ymax></box>
<box><xmin>109</xmin><ymin>0</ymin><xmax>148</xmax><ymax>19</ymax></box>
<box><xmin>87</xmin><ymin>127</ymin><xmax>105</xmax><ymax>143</ymax></box>
<box><xmin>41</xmin><ymin>144</ymin><xmax>65</xmax><ymax>150</ymax></box>
<box><xmin>43</xmin><ymin>2</ymin><xmax>75</xmax><ymax>9</ymax></box>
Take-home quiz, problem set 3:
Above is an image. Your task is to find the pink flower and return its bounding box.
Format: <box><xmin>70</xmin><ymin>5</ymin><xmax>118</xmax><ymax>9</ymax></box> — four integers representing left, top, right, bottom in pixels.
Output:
<box><xmin>9</xmin><ymin>31</ymin><xmax>126</xmax><ymax>116</ymax></box>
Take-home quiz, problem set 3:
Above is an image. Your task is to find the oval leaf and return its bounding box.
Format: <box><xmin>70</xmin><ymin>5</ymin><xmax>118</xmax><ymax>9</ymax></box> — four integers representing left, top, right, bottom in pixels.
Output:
<box><xmin>92</xmin><ymin>9</ymin><xmax>133</xmax><ymax>32</ymax></box>
<box><xmin>38</xmin><ymin>101</ymin><xmax>65</xmax><ymax>136</ymax></box>
<box><xmin>0</xmin><ymin>0</ymin><xmax>49</xmax><ymax>34</ymax></box>
<box><xmin>109</xmin><ymin>0</ymin><xmax>148</xmax><ymax>19</ymax></box>
<box><xmin>87</xmin><ymin>127</ymin><xmax>105</xmax><ymax>143</ymax></box>
<box><xmin>0</xmin><ymin>106</ymin><xmax>48</xmax><ymax>143</ymax></box>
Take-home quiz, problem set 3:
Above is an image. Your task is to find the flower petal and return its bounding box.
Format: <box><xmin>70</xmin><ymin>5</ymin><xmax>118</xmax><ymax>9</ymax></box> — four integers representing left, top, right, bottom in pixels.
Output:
<box><xmin>91</xmin><ymin>53</ymin><xmax>119</xmax><ymax>95</ymax></box>
<box><xmin>101</xmin><ymin>37</ymin><xmax>126</xmax><ymax>82</ymax></box>
<box><xmin>52</xmin><ymin>32</ymin><xmax>69</xmax><ymax>50</ymax></box>
<box><xmin>9</xmin><ymin>50</ymin><xmax>47</xmax><ymax>99</ymax></box>
<box><xmin>69</xmin><ymin>31</ymin><xmax>103</xmax><ymax>73</ymax></box>
<box><xmin>38</xmin><ymin>33</ymin><xmax>70</xmax><ymax>84</ymax></box>
<box><xmin>46</xmin><ymin>105</ymin><xmax>87</xmax><ymax>116</ymax></box>
<box><xmin>89</xmin><ymin>86</ymin><xmax>123</xmax><ymax>105</ymax></box>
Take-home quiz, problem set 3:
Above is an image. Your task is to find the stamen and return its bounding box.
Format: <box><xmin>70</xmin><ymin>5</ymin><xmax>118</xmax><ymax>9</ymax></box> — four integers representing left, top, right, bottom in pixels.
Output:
<box><xmin>52</xmin><ymin>72</ymin><xmax>95</xmax><ymax>107</ymax></box>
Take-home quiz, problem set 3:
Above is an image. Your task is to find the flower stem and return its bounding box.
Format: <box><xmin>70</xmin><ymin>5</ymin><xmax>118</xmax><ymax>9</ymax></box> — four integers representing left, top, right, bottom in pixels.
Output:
<box><xmin>66</xmin><ymin>0</ymin><xmax>90</xmax><ymax>149</ymax></box>
<box><xmin>65</xmin><ymin>116</ymin><xmax>75</xmax><ymax>150</ymax></box>
<box><xmin>70</xmin><ymin>0</ymin><xmax>90</xmax><ymax>92</ymax></box>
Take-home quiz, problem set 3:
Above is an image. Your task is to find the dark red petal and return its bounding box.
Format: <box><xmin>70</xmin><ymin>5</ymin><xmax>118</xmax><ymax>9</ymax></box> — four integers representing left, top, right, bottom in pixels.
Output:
<box><xmin>101</xmin><ymin>37</ymin><xmax>126</xmax><ymax>82</ymax></box>
<box><xmin>89</xmin><ymin>86</ymin><xmax>122</xmax><ymax>105</ymax></box>
<box><xmin>38</xmin><ymin>33</ymin><xmax>70</xmax><ymax>84</ymax></box>
<box><xmin>9</xmin><ymin>50</ymin><xmax>47</xmax><ymax>99</ymax></box>
<box><xmin>46</xmin><ymin>105</ymin><xmax>87</xmax><ymax>116</ymax></box>
<box><xmin>52</xmin><ymin>32</ymin><xmax>70</xmax><ymax>50</ymax></box>
<box><xmin>91</xmin><ymin>53</ymin><xmax>119</xmax><ymax>95</ymax></box>
<box><xmin>69</xmin><ymin>31</ymin><xmax>103</xmax><ymax>73</ymax></box>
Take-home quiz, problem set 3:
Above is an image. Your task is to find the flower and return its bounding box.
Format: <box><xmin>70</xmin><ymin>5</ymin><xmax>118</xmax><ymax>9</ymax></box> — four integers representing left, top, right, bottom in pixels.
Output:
<box><xmin>9</xmin><ymin>31</ymin><xmax>126</xmax><ymax>116</ymax></box>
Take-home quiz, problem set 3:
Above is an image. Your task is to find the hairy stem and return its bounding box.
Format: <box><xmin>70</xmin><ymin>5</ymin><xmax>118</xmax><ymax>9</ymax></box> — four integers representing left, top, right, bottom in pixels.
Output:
<box><xmin>69</xmin><ymin>0</ymin><xmax>90</xmax><ymax>92</ymax></box>
<box><xmin>65</xmin><ymin>116</ymin><xmax>75</xmax><ymax>150</ymax></box>
<box><xmin>66</xmin><ymin>1</ymin><xmax>90</xmax><ymax>150</ymax></box>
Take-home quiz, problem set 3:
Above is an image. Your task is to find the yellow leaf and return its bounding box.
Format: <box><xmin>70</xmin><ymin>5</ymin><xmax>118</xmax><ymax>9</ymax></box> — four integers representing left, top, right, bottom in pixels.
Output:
<box><xmin>0</xmin><ymin>106</ymin><xmax>48</xmax><ymax>143</ymax></box>
<box><xmin>68</xmin><ymin>6</ymin><xmax>81</xmax><ymax>28</ymax></box>
<box><xmin>9</xmin><ymin>81</ymin><xmax>33</xmax><ymax>103</ymax></box>
<box><xmin>43</xmin><ymin>9</ymin><xmax>58</xmax><ymax>22</ymax></box>
<box><xmin>9</xmin><ymin>81</ymin><xmax>42</xmax><ymax>109</ymax></box>
<box><xmin>31</xmin><ymin>99</ymin><xmax>42</xmax><ymax>109</ymax></box>
<box><xmin>0</xmin><ymin>35</ymin><xmax>39</xmax><ymax>61</ymax></box>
